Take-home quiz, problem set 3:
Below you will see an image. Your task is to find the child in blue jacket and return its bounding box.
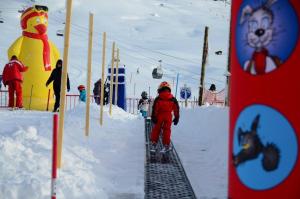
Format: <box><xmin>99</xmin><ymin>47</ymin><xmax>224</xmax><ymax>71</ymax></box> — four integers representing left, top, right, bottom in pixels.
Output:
<box><xmin>78</xmin><ymin>85</ymin><xmax>86</xmax><ymax>102</ymax></box>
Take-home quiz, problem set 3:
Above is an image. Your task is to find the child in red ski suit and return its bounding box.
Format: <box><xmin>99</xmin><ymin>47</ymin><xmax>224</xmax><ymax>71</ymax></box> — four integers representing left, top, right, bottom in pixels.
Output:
<box><xmin>2</xmin><ymin>55</ymin><xmax>28</xmax><ymax>108</ymax></box>
<box><xmin>150</xmin><ymin>81</ymin><xmax>180</xmax><ymax>153</ymax></box>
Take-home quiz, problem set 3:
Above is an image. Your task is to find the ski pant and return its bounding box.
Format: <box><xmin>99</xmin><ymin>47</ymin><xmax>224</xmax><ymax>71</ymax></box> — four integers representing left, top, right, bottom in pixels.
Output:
<box><xmin>54</xmin><ymin>89</ymin><xmax>60</xmax><ymax>111</ymax></box>
<box><xmin>150</xmin><ymin>113</ymin><xmax>172</xmax><ymax>146</ymax></box>
<box><xmin>8</xmin><ymin>80</ymin><xmax>23</xmax><ymax>108</ymax></box>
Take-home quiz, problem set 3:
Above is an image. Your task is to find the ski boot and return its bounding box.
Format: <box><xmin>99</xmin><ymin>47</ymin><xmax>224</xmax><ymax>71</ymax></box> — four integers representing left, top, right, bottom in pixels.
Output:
<box><xmin>160</xmin><ymin>145</ymin><xmax>172</xmax><ymax>163</ymax></box>
<box><xmin>150</xmin><ymin>142</ymin><xmax>157</xmax><ymax>154</ymax></box>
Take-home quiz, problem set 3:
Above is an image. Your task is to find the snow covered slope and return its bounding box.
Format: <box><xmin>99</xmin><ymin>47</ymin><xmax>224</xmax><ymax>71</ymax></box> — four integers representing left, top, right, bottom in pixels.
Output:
<box><xmin>173</xmin><ymin>106</ymin><xmax>229</xmax><ymax>198</ymax></box>
<box><xmin>0</xmin><ymin>0</ymin><xmax>230</xmax><ymax>97</ymax></box>
<box><xmin>0</xmin><ymin>105</ymin><xmax>144</xmax><ymax>199</ymax></box>
<box><xmin>0</xmin><ymin>105</ymin><xmax>228</xmax><ymax>198</ymax></box>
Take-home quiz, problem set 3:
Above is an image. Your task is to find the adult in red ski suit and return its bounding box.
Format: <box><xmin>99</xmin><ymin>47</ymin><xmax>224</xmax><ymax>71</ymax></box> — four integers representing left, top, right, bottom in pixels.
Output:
<box><xmin>151</xmin><ymin>81</ymin><xmax>180</xmax><ymax>146</ymax></box>
<box><xmin>2</xmin><ymin>56</ymin><xmax>28</xmax><ymax>108</ymax></box>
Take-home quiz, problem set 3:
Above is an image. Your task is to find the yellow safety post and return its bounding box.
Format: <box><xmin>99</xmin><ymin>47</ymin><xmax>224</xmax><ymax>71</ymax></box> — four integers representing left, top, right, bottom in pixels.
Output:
<box><xmin>109</xmin><ymin>42</ymin><xmax>115</xmax><ymax>115</ymax></box>
<box><xmin>57</xmin><ymin>0</ymin><xmax>72</xmax><ymax>168</ymax></box>
<box><xmin>100</xmin><ymin>32</ymin><xmax>106</xmax><ymax>126</ymax></box>
<box><xmin>85</xmin><ymin>13</ymin><xmax>94</xmax><ymax>136</ymax></box>
<box><xmin>114</xmin><ymin>48</ymin><xmax>120</xmax><ymax>107</ymax></box>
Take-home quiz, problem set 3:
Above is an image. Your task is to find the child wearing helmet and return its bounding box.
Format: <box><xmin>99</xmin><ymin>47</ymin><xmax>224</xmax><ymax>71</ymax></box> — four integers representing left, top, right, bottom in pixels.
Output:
<box><xmin>77</xmin><ymin>85</ymin><xmax>86</xmax><ymax>102</ymax></box>
<box><xmin>138</xmin><ymin>91</ymin><xmax>150</xmax><ymax>118</ymax></box>
<box><xmin>150</xmin><ymin>81</ymin><xmax>180</xmax><ymax>153</ymax></box>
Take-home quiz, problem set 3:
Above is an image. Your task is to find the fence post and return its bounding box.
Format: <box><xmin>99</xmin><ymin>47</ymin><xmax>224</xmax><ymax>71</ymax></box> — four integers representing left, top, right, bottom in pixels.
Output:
<box><xmin>85</xmin><ymin>13</ymin><xmax>94</xmax><ymax>137</ymax></box>
<box><xmin>109</xmin><ymin>42</ymin><xmax>116</xmax><ymax>115</ymax></box>
<box><xmin>57</xmin><ymin>0</ymin><xmax>73</xmax><ymax>168</ymax></box>
<box><xmin>198</xmin><ymin>26</ymin><xmax>209</xmax><ymax>106</ymax></box>
<box><xmin>51</xmin><ymin>114</ymin><xmax>58</xmax><ymax>199</ymax></box>
<box><xmin>100</xmin><ymin>32</ymin><xmax>106</xmax><ymax>126</ymax></box>
<box><xmin>114</xmin><ymin>48</ymin><xmax>120</xmax><ymax>106</ymax></box>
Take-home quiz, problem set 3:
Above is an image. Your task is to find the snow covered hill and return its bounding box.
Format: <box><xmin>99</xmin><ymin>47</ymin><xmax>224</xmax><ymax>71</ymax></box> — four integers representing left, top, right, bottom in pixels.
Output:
<box><xmin>0</xmin><ymin>0</ymin><xmax>230</xmax><ymax>97</ymax></box>
<box><xmin>0</xmin><ymin>105</ymin><xmax>228</xmax><ymax>199</ymax></box>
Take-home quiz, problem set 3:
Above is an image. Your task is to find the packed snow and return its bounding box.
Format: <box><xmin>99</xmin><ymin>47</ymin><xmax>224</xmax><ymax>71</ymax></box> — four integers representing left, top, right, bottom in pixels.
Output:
<box><xmin>0</xmin><ymin>104</ymin><xmax>228</xmax><ymax>199</ymax></box>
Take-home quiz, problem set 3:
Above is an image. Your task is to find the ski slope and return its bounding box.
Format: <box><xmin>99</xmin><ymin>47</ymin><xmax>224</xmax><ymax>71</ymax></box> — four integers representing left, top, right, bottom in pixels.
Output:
<box><xmin>0</xmin><ymin>0</ymin><xmax>230</xmax><ymax>97</ymax></box>
<box><xmin>0</xmin><ymin>105</ymin><xmax>228</xmax><ymax>199</ymax></box>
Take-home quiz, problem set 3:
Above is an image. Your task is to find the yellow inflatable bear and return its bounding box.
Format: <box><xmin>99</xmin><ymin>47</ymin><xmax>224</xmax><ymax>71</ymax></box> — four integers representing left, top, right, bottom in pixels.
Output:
<box><xmin>8</xmin><ymin>5</ymin><xmax>60</xmax><ymax>111</ymax></box>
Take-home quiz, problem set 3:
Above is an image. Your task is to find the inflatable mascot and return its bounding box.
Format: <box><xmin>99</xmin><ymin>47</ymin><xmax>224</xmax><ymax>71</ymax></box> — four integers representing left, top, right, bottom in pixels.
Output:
<box><xmin>8</xmin><ymin>5</ymin><xmax>60</xmax><ymax>110</ymax></box>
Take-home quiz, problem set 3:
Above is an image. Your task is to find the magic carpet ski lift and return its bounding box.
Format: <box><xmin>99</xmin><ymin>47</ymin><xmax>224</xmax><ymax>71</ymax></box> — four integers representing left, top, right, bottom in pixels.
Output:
<box><xmin>152</xmin><ymin>60</ymin><xmax>163</xmax><ymax>79</ymax></box>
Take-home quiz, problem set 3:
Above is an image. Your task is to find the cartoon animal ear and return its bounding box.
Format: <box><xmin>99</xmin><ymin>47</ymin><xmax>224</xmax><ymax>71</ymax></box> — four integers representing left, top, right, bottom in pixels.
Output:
<box><xmin>265</xmin><ymin>0</ymin><xmax>277</xmax><ymax>8</ymax></box>
<box><xmin>251</xmin><ymin>114</ymin><xmax>260</xmax><ymax>133</ymax></box>
<box><xmin>240</xmin><ymin>5</ymin><xmax>253</xmax><ymax>24</ymax></box>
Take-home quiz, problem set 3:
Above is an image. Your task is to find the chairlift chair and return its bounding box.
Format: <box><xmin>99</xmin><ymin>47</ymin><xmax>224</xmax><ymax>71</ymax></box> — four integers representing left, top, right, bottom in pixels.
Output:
<box><xmin>0</xmin><ymin>17</ymin><xmax>4</xmax><ymax>23</ymax></box>
<box><xmin>56</xmin><ymin>30</ymin><xmax>64</xmax><ymax>37</ymax></box>
<box><xmin>152</xmin><ymin>60</ymin><xmax>163</xmax><ymax>79</ymax></box>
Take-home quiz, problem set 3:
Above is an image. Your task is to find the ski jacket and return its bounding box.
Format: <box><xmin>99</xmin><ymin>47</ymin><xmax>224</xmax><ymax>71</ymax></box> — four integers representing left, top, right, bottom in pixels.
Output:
<box><xmin>79</xmin><ymin>90</ymin><xmax>86</xmax><ymax>102</ymax></box>
<box><xmin>2</xmin><ymin>60</ymin><xmax>28</xmax><ymax>84</ymax></box>
<box><xmin>151</xmin><ymin>91</ymin><xmax>179</xmax><ymax>120</ymax></box>
<box><xmin>138</xmin><ymin>98</ymin><xmax>150</xmax><ymax>111</ymax></box>
<box><xmin>46</xmin><ymin>67</ymin><xmax>70</xmax><ymax>93</ymax></box>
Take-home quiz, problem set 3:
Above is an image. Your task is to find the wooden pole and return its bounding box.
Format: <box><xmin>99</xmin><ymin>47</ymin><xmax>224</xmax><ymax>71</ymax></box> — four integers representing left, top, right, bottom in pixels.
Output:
<box><xmin>46</xmin><ymin>89</ymin><xmax>50</xmax><ymax>111</ymax></box>
<box><xmin>114</xmin><ymin>48</ymin><xmax>120</xmax><ymax>106</ymax></box>
<box><xmin>57</xmin><ymin>0</ymin><xmax>72</xmax><ymax>168</ymax></box>
<box><xmin>100</xmin><ymin>32</ymin><xmax>106</xmax><ymax>126</ymax></box>
<box><xmin>109</xmin><ymin>42</ymin><xmax>115</xmax><ymax>115</ymax></box>
<box><xmin>225</xmin><ymin>11</ymin><xmax>232</xmax><ymax>107</ymax></box>
<box><xmin>85</xmin><ymin>13</ymin><xmax>94</xmax><ymax>137</ymax></box>
<box><xmin>198</xmin><ymin>26</ymin><xmax>209</xmax><ymax>106</ymax></box>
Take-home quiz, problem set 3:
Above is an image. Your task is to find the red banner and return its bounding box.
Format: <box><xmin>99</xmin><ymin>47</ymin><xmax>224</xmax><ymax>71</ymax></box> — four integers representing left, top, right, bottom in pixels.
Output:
<box><xmin>229</xmin><ymin>0</ymin><xmax>300</xmax><ymax>198</ymax></box>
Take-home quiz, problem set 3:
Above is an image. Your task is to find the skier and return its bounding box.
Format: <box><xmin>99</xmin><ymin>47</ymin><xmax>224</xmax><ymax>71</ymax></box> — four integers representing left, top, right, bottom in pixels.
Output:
<box><xmin>2</xmin><ymin>55</ymin><xmax>28</xmax><ymax>109</ymax></box>
<box><xmin>77</xmin><ymin>85</ymin><xmax>86</xmax><ymax>102</ymax></box>
<box><xmin>150</xmin><ymin>81</ymin><xmax>180</xmax><ymax>153</ymax></box>
<box><xmin>46</xmin><ymin>59</ymin><xmax>70</xmax><ymax>112</ymax></box>
<box><xmin>138</xmin><ymin>91</ymin><xmax>150</xmax><ymax>118</ymax></box>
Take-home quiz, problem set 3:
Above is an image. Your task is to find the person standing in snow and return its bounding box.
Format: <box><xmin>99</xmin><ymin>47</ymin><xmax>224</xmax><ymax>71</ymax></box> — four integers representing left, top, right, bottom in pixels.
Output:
<box><xmin>46</xmin><ymin>59</ymin><xmax>70</xmax><ymax>112</ymax></box>
<box><xmin>2</xmin><ymin>55</ymin><xmax>28</xmax><ymax>109</ymax></box>
<box><xmin>77</xmin><ymin>85</ymin><xmax>86</xmax><ymax>102</ymax></box>
<box><xmin>138</xmin><ymin>91</ymin><xmax>150</xmax><ymax>118</ymax></box>
<box><xmin>150</xmin><ymin>81</ymin><xmax>180</xmax><ymax>153</ymax></box>
<box><xmin>203</xmin><ymin>83</ymin><xmax>217</xmax><ymax>105</ymax></box>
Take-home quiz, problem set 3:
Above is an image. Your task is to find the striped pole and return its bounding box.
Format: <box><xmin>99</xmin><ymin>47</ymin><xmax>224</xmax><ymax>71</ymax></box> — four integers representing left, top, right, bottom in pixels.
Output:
<box><xmin>51</xmin><ymin>114</ymin><xmax>58</xmax><ymax>199</ymax></box>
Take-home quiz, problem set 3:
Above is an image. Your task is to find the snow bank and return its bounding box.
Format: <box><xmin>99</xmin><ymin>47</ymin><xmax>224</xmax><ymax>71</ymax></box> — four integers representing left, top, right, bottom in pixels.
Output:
<box><xmin>0</xmin><ymin>105</ymin><xmax>144</xmax><ymax>199</ymax></box>
<box><xmin>173</xmin><ymin>106</ymin><xmax>229</xmax><ymax>199</ymax></box>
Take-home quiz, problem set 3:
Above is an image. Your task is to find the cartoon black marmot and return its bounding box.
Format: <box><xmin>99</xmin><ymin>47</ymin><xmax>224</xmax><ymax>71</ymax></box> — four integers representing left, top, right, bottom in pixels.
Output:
<box><xmin>233</xmin><ymin>114</ymin><xmax>280</xmax><ymax>172</ymax></box>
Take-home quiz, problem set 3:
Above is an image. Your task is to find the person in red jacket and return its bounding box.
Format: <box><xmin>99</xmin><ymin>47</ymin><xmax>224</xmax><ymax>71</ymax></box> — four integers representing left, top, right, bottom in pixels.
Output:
<box><xmin>150</xmin><ymin>81</ymin><xmax>180</xmax><ymax>153</ymax></box>
<box><xmin>2</xmin><ymin>55</ymin><xmax>28</xmax><ymax>108</ymax></box>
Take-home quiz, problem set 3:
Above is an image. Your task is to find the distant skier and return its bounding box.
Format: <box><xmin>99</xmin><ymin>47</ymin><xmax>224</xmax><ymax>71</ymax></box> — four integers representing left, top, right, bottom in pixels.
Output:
<box><xmin>2</xmin><ymin>55</ymin><xmax>28</xmax><ymax>109</ymax></box>
<box><xmin>46</xmin><ymin>59</ymin><xmax>70</xmax><ymax>112</ymax></box>
<box><xmin>150</xmin><ymin>81</ymin><xmax>180</xmax><ymax>153</ymax></box>
<box><xmin>77</xmin><ymin>85</ymin><xmax>86</xmax><ymax>102</ymax></box>
<box><xmin>138</xmin><ymin>91</ymin><xmax>150</xmax><ymax>118</ymax></box>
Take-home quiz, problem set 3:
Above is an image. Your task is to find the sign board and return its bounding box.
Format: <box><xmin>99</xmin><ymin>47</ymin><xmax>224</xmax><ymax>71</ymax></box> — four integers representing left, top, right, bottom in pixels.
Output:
<box><xmin>229</xmin><ymin>0</ymin><xmax>300</xmax><ymax>198</ymax></box>
<box><xmin>180</xmin><ymin>86</ymin><xmax>191</xmax><ymax>99</ymax></box>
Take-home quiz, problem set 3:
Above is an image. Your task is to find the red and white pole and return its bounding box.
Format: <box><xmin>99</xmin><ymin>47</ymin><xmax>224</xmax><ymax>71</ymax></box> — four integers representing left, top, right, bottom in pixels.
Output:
<box><xmin>51</xmin><ymin>114</ymin><xmax>58</xmax><ymax>199</ymax></box>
